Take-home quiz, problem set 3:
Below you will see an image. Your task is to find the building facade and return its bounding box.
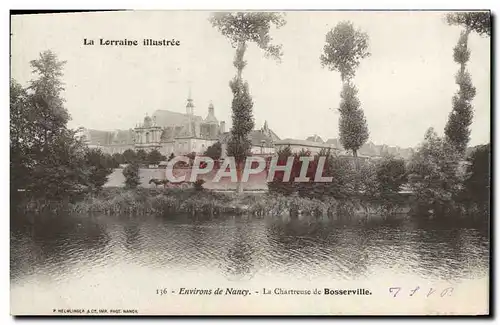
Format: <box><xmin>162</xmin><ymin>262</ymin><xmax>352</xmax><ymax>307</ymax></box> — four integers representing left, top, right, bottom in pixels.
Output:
<box><xmin>77</xmin><ymin>95</ymin><xmax>226</xmax><ymax>156</ymax></box>
<box><xmin>219</xmin><ymin>121</ymin><xmax>280</xmax><ymax>158</ymax></box>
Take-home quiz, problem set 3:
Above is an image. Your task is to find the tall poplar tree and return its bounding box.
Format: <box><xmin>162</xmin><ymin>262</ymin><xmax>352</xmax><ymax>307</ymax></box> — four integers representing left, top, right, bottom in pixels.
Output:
<box><xmin>444</xmin><ymin>12</ymin><xmax>491</xmax><ymax>156</ymax></box>
<box><xmin>320</xmin><ymin>21</ymin><xmax>370</xmax><ymax>164</ymax></box>
<box><xmin>209</xmin><ymin>12</ymin><xmax>286</xmax><ymax>193</ymax></box>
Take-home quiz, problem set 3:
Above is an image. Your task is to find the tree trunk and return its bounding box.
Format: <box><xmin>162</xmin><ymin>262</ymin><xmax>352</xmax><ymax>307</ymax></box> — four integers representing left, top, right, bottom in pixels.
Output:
<box><xmin>460</xmin><ymin>29</ymin><xmax>471</xmax><ymax>74</ymax></box>
<box><xmin>235</xmin><ymin>41</ymin><xmax>246</xmax><ymax>81</ymax></box>
<box><xmin>353</xmin><ymin>149</ymin><xmax>360</xmax><ymax>194</ymax></box>
<box><xmin>234</xmin><ymin>41</ymin><xmax>247</xmax><ymax>195</ymax></box>
<box><xmin>236</xmin><ymin>160</ymin><xmax>244</xmax><ymax>194</ymax></box>
<box><xmin>353</xmin><ymin>149</ymin><xmax>360</xmax><ymax>170</ymax></box>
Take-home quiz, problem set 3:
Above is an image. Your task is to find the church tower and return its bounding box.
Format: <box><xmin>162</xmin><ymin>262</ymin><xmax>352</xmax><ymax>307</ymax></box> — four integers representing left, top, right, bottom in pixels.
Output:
<box><xmin>204</xmin><ymin>101</ymin><xmax>219</xmax><ymax>139</ymax></box>
<box><xmin>186</xmin><ymin>88</ymin><xmax>194</xmax><ymax>115</ymax></box>
<box><xmin>185</xmin><ymin>89</ymin><xmax>194</xmax><ymax>136</ymax></box>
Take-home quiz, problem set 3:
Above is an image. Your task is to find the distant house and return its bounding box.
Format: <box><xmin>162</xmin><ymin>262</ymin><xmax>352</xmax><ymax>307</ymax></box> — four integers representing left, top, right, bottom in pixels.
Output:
<box><xmin>220</xmin><ymin>121</ymin><xmax>280</xmax><ymax>157</ymax></box>
<box><xmin>275</xmin><ymin>135</ymin><xmax>414</xmax><ymax>160</ymax></box>
<box><xmin>274</xmin><ymin>138</ymin><xmax>339</xmax><ymax>155</ymax></box>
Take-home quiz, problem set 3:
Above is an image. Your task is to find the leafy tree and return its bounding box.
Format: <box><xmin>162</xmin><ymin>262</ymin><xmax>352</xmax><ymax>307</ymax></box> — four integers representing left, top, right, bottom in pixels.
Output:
<box><xmin>226</xmin><ymin>78</ymin><xmax>254</xmax><ymax>182</ymax></box>
<box><xmin>10</xmin><ymin>51</ymin><xmax>92</xmax><ymax>201</ymax></box>
<box><xmin>463</xmin><ymin>144</ymin><xmax>490</xmax><ymax>208</ymax></box>
<box><xmin>338</xmin><ymin>82</ymin><xmax>369</xmax><ymax>160</ymax></box>
<box><xmin>123</xmin><ymin>162</ymin><xmax>140</xmax><ymax>189</ymax></box>
<box><xmin>407</xmin><ymin>128</ymin><xmax>463</xmax><ymax>216</ymax></box>
<box><xmin>375</xmin><ymin>156</ymin><xmax>407</xmax><ymax>194</ymax></box>
<box><xmin>26</xmin><ymin>129</ymin><xmax>89</xmax><ymax>199</ymax></box>
<box><xmin>84</xmin><ymin>148</ymin><xmax>113</xmax><ymax>192</ymax></box>
<box><xmin>209</xmin><ymin>12</ymin><xmax>287</xmax><ymax>65</ymax></box>
<box><xmin>320</xmin><ymin>21</ymin><xmax>370</xmax><ymax>163</ymax></box>
<box><xmin>11</xmin><ymin>51</ymin><xmax>120</xmax><ymax>205</ymax></box>
<box><xmin>136</xmin><ymin>149</ymin><xmax>148</xmax><ymax>163</ymax></box>
<box><xmin>356</xmin><ymin>160</ymin><xmax>379</xmax><ymax>197</ymax></box>
<box><xmin>28</xmin><ymin>51</ymin><xmax>70</xmax><ymax>152</ymax></box>
<box><xmin>320</xmin><ymin>21</ymin><xmax>371</xmax><ymax>82</ymax></box>
<box><xmin>445</xmin><ymin>12</ymin><xmax>491</xmax><ymax>37</ymax></box>
<box><xmin>268</xmin><ymin>146</ymin><xmax>294</xmax><ymax>196</ymax></box>
<box><xmin>325</xmin><ymin>155</ymin><xmax>357</xmax><ymax>197</ymax></box>
<box><xmin>10</xmin><ymin>80</ymin><xmax>31</xmax><ymax>196</ymax></box>
<box><xmin>444</xmin><ymin>12</ymin><xmax>490</xmax><ymax>156</ymax></box>
<box><xmin>101</xmin><ymin>153</ymin><xmax>117</xmax><ymax>169</ymax></box>
<box><xmin>204</xmin><ymin>141</ymin><xmax>222</xmax><ymax>160</ymax></box>
<box><xmin>122</xmin><ymin>149</ymin><xmax>137</xmax><ymax>163</ymax></box>
<box><xmin>209</xmin><ymin>12</ymin><xmax>286</xmax><ymax>193</ymax></box>
<box><xmin>147</xmin><ymin>149</ymin><xmax>163</xmax><ymax>165</ymax></box>
<box><xmin>112</xmin><ymin>152</ymin><xmax>125</xmax><ymax>166</ymax></box>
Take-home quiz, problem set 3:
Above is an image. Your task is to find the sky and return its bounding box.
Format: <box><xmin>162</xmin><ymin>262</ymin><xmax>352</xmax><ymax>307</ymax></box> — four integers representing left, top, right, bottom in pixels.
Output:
<box><xmin>10</xmin><ymin>10</ymin><xmax>491</xmax><ymax>148</ymax></box>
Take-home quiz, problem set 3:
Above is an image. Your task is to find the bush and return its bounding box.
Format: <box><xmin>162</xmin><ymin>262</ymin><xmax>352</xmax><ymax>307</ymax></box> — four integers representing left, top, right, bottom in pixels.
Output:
<box><xmin>407</xmin><ymin>128</ymin><xmax>463</xmax><ymax>215</ymax></box>
<box><xmin>204</xmin><ymin>142</ymin><xmax>222</xmax><ymax>160</ymax></box>
<box><xmin>268</xmin><ymin>147</ymin><xmax>382</xmax><ymax>199</ymax></box>
<box><xmin>68</xmin><ymin>188</ymin><xmax>339</xmax><ymax>217</ymax></box>
<box><xmin>268</xmin><ymin>146</ymin><xmax>295</xmax><ymax>195</ymax></box>
<box><xmin>147</xmin><ymin>149</ymin><xmax>164</xmax><ymax>165</ymax></box>
<box><xmin>194</xmin><ymin>179</ymin><xmax>206</xmax><ymax>191</ymax></box>
<box><xmin>84</xmin><ymin>148</ymin><xmax>113</xmax><ymax>192</ymax></box>
<box><xmin>375</xmin><ymin>155</ymin><xmax>407</xmax><ymax>195</ymax></box>
<box><xmin>123</xmin><ymin>163</ymin><xmax>140</xmax><ymax>189</ymax></box>
<box><xmin>461</xmin><ymin>144</ymin><xmax>490</xmax><ymax>214</ymax></box>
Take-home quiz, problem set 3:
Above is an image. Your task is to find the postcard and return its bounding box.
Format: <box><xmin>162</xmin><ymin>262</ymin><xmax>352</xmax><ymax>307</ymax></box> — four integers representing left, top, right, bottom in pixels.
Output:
<box><xmin>10</xmin><ymin>10</ymin><xmax>491</xmax><ymax>316</ymax></box>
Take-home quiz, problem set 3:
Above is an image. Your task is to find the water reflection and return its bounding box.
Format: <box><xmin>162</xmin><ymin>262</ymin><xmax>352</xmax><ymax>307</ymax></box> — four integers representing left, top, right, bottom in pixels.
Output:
<box><xmin>11</xmin><ymin>214</ymin><xmax>110</xmax><ymax>282</ymax></box>
<box><xmin>11</xmin><ymin>213</ymin><xmax>489</xmax><ymax>285</ymax></box>
<box><xmin>123</xmin><ymin>221</ymin><xmax>141</xmax><ymax>251</ymax></box>
<box><xmin>223</xmin><ymin>219</ymin><xmax>256</xmax><ymax>280</ymax></box>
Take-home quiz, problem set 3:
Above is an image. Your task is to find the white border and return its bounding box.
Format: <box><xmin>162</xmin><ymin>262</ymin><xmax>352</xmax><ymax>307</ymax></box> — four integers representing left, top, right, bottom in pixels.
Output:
<box><xmin>2</xmin><ymin>1</ymin><xmax>497</xmax><ymax>324</ymax></box>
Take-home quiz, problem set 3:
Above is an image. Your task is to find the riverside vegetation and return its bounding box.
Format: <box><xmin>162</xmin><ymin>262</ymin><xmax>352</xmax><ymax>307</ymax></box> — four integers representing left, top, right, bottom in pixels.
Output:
<box><xmin>17</xmin><ymin>142</ymin><xmax>489</xmax><ymax>221</ymax></box>
<box><xmin>11</xmin><ymin>13</ymin><xmax>490</xmax><ymax>221</ymax></box>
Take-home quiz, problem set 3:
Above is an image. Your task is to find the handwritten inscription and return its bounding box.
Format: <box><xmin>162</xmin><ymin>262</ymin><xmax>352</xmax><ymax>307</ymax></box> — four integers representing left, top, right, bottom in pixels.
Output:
<box><xmin>389</xmin><ymin>286</ymin><xmax>454</xmax><ymax>298</ymax></box>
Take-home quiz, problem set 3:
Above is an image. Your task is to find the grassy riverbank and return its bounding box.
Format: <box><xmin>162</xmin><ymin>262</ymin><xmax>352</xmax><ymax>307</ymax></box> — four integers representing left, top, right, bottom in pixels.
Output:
<box><xmin>18</xmin><ymin>187</ymin><xmax>411</xmax><ymax>218</ymax></box>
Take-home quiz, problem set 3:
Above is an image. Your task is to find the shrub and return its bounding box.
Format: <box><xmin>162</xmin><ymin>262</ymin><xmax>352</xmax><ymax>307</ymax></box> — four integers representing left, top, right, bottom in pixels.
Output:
<box><xmin>123</xmin><ymin>163</ymin><xmax>140</xmax><ymax>189</ymax></box>
<box><xmin>147</xmin><ymin>149</ymin><xmax>164</xmax><ymax>165</ymax></box>
<box><xmin>204</xmin><ymin>142</ymin><xmax>222</xmax><ymax>161</ymax></box>
<box><xmin>407</xmin><ymin>128</ymin><xmax>463</xmax><ymax>215</ymax></box>
<box><xmin>375</xmin><ymin>155</ymin><xmax>407</xmax><ymax>195</ymax></box>
<box><xmin>461</xmin><ymin>144</ymin><xmax>490</xmax><ymax>214</ymax></box>
<box><xmin>356</xmin><ymin>160</ymin><xmax>379</xmax><ymax>197</ymax></box>
<box><xmin>194</xmin><ymin>179</ymin><xmax>206</xmax><ymax>191</ymax></box>
<box><xmin>268</xmin><ymin>146</ymin><xmax>295</xmax><ymax>196</ymax></box>
<box><xmin>84</xmin><ymin>148</ymin><xmax>113</xmax><ymax>192</ymax></box>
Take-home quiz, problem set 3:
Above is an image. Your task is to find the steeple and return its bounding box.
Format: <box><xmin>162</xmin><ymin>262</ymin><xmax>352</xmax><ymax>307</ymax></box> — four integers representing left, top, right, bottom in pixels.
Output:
<box><xmin>186</xmin><ymin>87</ymin><xmax>194</xmax><ymax>115</ymax></box>
<box><xmin>205</xmin><ymin>100</ymin><xmax>218</xmax><ymax>124</ymax></box>
<box><xmin>185</xmin><ymin>87</ymin><xmax>194</xmax><ymax>136</ymax></box>
<box><xmin>208</xmin><ymin>100</ymin><xmax>214</xmax><ymax>115</ymax></box>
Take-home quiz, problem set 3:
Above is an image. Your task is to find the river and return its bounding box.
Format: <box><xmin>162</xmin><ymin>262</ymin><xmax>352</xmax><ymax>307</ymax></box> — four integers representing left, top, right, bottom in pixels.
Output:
<box><xmin>10</xmin><ymin>213</ymin><xmax>489</xmax><ymax>315</ymax></box>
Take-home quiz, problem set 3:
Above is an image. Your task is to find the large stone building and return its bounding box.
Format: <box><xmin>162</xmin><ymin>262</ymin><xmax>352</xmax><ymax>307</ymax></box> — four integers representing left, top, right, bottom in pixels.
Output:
<box><xmin>77</xmin><ymin>94</ymin><xmax>282</xmax><ymax>157</ymax></box>
<box><xmin>77</xmin><ymin>95</ymin><xmax>226</xmax><ymax>156</ymax></box>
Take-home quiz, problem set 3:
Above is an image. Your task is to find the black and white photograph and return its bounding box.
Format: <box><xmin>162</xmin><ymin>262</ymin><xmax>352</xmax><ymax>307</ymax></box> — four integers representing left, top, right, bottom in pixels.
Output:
<box><xmin>9</xmin><ymin>10</ymin><xmax>491</xmax><ymax>315</ymax></box>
